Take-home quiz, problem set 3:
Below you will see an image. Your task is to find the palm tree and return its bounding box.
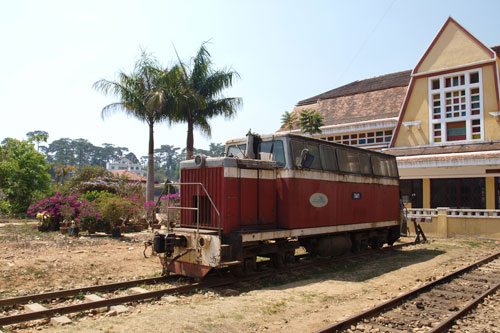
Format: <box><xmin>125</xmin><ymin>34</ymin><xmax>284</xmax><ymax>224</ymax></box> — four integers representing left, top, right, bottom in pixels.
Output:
<box><xmin>280</xmin><ymin>111</ymin><xmax>296</xmax><ymax>131</ymax></box>
<box><xmin>93</xmin><ymin>52</ymin><xmax>178</xmax><ymax>203</ymax></box>
<box><xmin>173</xmin><ymin>43</ymin><xmax>242</xmax><ymax>160</ymax></box>
<box><xmin>299</xmin><ymin>109</ymin><xmax>324</xmax><ymax>135</ymax></box>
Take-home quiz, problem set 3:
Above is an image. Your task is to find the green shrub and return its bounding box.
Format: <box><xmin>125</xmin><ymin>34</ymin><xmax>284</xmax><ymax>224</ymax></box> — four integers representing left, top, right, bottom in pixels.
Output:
<box><xmin>77</xmin><ymin>200</ymin><xmax>108</xmax><ymax>233</ymax></box>
<box><xmin>97</xmin><ymin>196</ymin><xmax>134</xmax><ymax>228</ymax></box>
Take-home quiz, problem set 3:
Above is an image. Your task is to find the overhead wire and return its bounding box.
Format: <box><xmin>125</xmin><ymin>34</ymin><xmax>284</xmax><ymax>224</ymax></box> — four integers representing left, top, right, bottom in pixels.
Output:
<box><xmin>332</xmin><ymin>0</ymin><xmax>397</xmax><ymax>87</ymax></box>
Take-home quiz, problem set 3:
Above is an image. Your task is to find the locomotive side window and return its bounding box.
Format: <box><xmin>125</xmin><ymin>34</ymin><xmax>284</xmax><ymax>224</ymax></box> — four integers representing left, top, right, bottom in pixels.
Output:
<box><xmin>371</xmin><ymin>155</ymin><xmax>398</xmax><ymax>178</ymax></box>
<box><xmin>372</xmin><ymin>156</ymin><xmax>385</xmax><ymax>176</ymax></box>
<box><xmin>387</xmin><ymin>158</ymin><xmax>399</xmax><ymax>178</ymax></box>
<box><xmin>290</xmin><ymin>140</ymin><xmax>322</xmax><ymax>170</ymax></box>
<box><xmin>291</xmin><ymin>140</ymin><xmax>304</xmax><ymax>167</ymax></box>
<box><xmin>358</xmin><ymin>153</ymin><xmax>372</xmax><ymax>175</ymax></box>
<box><xmin>320</xmin><ymin>145</ymin><xmax>338</xmax><ymax>171</ymax></box>
<box><xmin>304</xmin><ymin>143</ymin><xmax>321</xmax><ymax>170</ymax></box>
<box><xmin>258</xmin><ymin>140</ymin><xmax>285</xmax><ymax>166</ymax></box>
<box><xmin>227</xmin><ymin>144</ymin><xmax>246</xmax><ymax>158</ymax></box>
<box><xmin>336</xmin><ymin>149</ymin><xmax>361</xmax><ymax>174</ymax></box>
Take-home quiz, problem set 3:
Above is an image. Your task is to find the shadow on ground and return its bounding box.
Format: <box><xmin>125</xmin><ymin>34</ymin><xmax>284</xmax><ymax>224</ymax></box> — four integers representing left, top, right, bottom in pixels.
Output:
<box><xmin>254</xmin><ymin>245</ymin><xmax>445</xmax><ymax>290</ymax></box>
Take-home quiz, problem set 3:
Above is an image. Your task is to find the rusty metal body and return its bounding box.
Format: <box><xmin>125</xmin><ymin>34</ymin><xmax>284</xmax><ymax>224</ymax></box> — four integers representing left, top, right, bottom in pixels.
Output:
<box><xmin>155</xmin><ymin>133</ymin><xmax>401</xmax><ymax>279</ymax></box>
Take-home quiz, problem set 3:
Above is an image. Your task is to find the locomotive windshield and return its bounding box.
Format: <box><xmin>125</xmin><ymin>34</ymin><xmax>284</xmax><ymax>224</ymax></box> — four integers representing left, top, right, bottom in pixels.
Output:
<box><xmin>226</xmin><ymin>140</ymin><xmax>286</xmax><ymax>167</ymax></box>
<box><xmin>227</xmin><ymin>144</ymin><xmax>246</xmax><ymax>158</ymax></box>
<box><xmin>258</xmin><ymin>140</ymin><xmax>285</xmax><ymax>166</ymax></box>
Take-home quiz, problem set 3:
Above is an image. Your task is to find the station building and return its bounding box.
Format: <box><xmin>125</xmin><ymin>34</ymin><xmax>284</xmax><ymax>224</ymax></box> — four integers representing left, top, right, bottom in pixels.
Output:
<box><xmin>284</xmin><ymin>18</ymin><xmax>500</xmax><ymax>210</ymax></box>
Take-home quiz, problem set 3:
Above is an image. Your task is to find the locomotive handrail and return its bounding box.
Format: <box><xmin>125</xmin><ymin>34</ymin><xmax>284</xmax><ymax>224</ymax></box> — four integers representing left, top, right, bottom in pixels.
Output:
<box><xmin>161</xmin><ymin>182</ymin><xmax>222</xmax><ymax>232</ymax></box>
<box><xmin>161</xmin><ymin>182</ymin><xmax>222</xmax><ymax>261</ymax></box>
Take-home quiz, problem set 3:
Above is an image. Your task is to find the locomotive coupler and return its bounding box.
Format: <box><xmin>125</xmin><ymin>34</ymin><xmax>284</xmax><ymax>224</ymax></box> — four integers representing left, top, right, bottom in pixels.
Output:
<box><xmin>153</xmin><ymin>233</ymin><xmax>187</xmax><ymax>257</ymax></box>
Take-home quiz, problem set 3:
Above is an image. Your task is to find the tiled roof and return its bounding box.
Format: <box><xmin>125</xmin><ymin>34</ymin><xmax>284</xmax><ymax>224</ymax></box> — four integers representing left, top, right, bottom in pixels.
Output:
<box><xmin>111</xmin><ymin>170</ymin><xmax>146</xmax><ymax>182</ymax></box>
<box><xmin>285</xmin><ymin>45</ymin><xmax>499</xmax><ymax>132</ymax></box>
<box><xmin>283</xmin><ymin>85</ymin><xmax>407</xmax><ymax>131</ymax></box>
<box><xmin>296</xmin><ymin>70</ymin><xmax>412</xmax><ymax>106</ymax></box>
<box><xmin>384</xmin><ymin>141</ymin><xmax>500</xmax><ymax>157</ymax></box>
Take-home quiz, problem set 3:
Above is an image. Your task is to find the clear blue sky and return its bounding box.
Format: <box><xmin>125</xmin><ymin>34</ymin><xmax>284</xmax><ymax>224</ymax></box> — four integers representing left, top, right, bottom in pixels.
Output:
<box><xmin>1</xmin><ymin>0</ymin><xmax>500</xmax><ymax>158</ymax></box>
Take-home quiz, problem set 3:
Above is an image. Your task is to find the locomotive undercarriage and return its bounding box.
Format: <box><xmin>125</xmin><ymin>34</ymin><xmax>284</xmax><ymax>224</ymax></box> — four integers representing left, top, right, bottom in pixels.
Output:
<box><xmin>155</xmin><ymin>225</ymin><xmax>401</xmax><ymax>278</ymax></box>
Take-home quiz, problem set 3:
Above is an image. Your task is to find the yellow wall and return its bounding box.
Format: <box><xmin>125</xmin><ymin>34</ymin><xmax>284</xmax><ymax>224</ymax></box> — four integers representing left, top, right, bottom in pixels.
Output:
<box><xmin>447</xmin><ymin>217</ymin><xmax>500</xmax><ymax>239</ymax></box>
<box><xmin>411</xmin><ymin>216</ymin><xmax>500</xmax><ymax>240</ymax></box>
<box><xmin>423</xmin><ymin>178</ymin><xmax>430</xmax><ymax>208</ymax></box>
<box><xmin>393</xmin><ymin>78</ymin><xmax>430</xmax><ymax>147</ymax></box>
<box><xmin>486</xmin><ymin>177</ymin><xmax>496</xmax><ymax>209</ymax></box>
<box><xmin>416</xmin><ymin>20</ymin><xmax>492</xmax><ymax>73</ymax></box>
<box><xmin>483</xmin><ymin>64</ymin><xmax>500</xmax><ymax>140</ymax></box>
<box><xmin>394</xmin><ymin>63</ymin><xmax>500</xmax><ymax>148</ymax></box>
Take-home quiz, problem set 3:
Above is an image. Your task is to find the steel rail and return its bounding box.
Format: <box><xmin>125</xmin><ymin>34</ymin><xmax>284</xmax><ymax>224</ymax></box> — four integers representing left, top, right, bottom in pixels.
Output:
<box><xmin>0</xmin><ymin>276</ymin><xmax>170</xmax><ymax>307</ymax></box>
<box><xmin>0</xmin><ymin>242</ymin><xmax>409</xmax><ymax>309</ymax></box>
<box><xmin>316</xmin><ymin>249</ymin><xmax>500</xmax><ymax>333</ymax></box>
<box><xmin>428</xmin><ymin>280</ymin><xmax>500</xmax><ymax>333</ymax></box>
<box><xmin>0</xmin><ymin>241</ymin><xmax>412</xmax><ymax>327</ymax></box>
<box><xmin>0</xmin><ymin>277</ymin><xmax>236</xmax><ymax>326</ymax></box>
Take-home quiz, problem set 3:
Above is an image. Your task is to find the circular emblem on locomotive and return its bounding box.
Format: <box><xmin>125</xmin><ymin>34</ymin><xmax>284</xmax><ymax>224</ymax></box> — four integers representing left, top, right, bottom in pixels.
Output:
<box><xmin>309</xmin><ymin>193</ymin><xmax>328</xmax><ymax>208</ymax></box>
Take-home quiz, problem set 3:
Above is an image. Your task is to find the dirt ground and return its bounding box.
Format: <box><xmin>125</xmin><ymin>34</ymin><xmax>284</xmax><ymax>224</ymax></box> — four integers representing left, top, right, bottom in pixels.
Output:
<box><xmin>1</xmin><ymin>218</ymin><xmax>499</xmax><ymax>332</ymax></box>
<box><xmin>0</xmin><ymin>219</ymin><xmax>160</xmax><ymax>299</ymax></box>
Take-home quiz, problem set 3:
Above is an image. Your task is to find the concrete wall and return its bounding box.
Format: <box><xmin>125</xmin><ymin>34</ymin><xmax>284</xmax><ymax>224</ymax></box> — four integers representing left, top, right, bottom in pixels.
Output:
<box><xmin>407</xmin><ymin>208</ymin><xmax>500</xmax><ymax>240</ymax></box>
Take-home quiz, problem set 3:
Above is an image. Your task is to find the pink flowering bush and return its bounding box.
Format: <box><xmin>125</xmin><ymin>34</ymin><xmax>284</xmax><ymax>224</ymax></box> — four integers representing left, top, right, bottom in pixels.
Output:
<box><xmin>159</xmin><ymin>193</ymin><xmax>180</xmax><ymax>224</ymax></box>
<box><xmin>143</xmin><ymin>200</ymin><xmax>156</xmax><ymax>214</ymax></box>
<box><xmin>27</xmin><ymin>192</ymin><xmax>82</xmax><ymax>231</ymax></box>
<box><xmin>77</xmin><ymin>199</ymin><xmax>104</xmax><ymax>233</ymax></box>
<box><xmin>97</xmin><ymin>195</ymin><xmax>142</xmax><ymax>228</ymax></box>
<box><xmin>71</xmin><ymin>176</ymin><xmax>120</xmax><ymax>194</ymax></box>
<box><xmin>27</xmin><ymin>168</ymin><xmax>147</xmax><ymax>234</ymax></box>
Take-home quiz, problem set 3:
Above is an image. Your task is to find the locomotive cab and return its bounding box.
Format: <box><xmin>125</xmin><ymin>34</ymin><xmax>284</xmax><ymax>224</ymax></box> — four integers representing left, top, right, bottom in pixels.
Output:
<box><xmin>155</xmin><ymin>133</ymin><xmax>401</xmax><ymax>279</ymax></box>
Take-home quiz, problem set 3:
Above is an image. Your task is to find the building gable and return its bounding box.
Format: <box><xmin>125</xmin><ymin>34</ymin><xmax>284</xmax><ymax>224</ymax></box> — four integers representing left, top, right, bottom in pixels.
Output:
<box><xmin>414</xmin><ymin>17</ymin><xmax>495</xmax><ymax>74</ymax></box>
<box><xmin>391</xmin><ymin>18</ymin><xmax>500</xmax><ymax>149</ymax></box>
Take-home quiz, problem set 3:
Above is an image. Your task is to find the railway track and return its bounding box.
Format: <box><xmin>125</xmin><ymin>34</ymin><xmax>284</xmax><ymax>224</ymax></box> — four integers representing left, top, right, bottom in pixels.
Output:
<box><xmin>317</xmin><ymin>250</ymin><xmax>500</xmax><ymax>333</ymax></box>
<box><xmin>0</xmin><ymin>241</ymin><xmax>411</xmax><ymax>329</ymax></box>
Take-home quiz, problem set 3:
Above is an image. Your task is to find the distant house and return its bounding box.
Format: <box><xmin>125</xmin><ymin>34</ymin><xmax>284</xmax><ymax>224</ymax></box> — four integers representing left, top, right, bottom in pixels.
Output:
<box><xmin>283</xmin><ymin>17</ymin><xmax>500</xmax><ymax>210</ymax></box>
<box><xmin>110</xmin><ymin>169</ymin><xmax>147</xmax><ymax>184</ymax></box>
<box><xmin>106</xmin><ymin>157</ymin><xmax>146</xmax><ymax>177</ymax></box>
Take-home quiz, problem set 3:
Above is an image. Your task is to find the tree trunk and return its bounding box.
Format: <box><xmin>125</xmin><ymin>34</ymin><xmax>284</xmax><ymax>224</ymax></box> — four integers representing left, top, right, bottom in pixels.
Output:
<box><xmin>146</xmin><ymin>123</ymin><xmax>155</xmax><ymax>204</ymax></box>
<box><xmin>186</xmin><ymin>120</ymin><xmax>194</xmax><ymax>160</ymax></box>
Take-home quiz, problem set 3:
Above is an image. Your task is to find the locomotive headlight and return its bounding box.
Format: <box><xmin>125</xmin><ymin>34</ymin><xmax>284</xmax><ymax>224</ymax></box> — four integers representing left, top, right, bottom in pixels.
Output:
<box><xmin>194</xmin><ymin>154</ymin><xmax>207</xmax><ymax>167</ymax></box>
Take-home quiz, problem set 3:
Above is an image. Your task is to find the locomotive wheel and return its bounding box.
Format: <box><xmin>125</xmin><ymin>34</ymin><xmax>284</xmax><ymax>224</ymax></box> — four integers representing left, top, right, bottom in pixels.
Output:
<box><xmin>353</xmin><ymin>239</ymin><xmax>369</xmax><ymax>253</ymax></box>
<box><xmin>370</xmin><ymin>238</ymin><xmax>381</xmax><ymax>249</ymax></box>
<box><xmin>352</xmin><ymin>240</ymin><xmax>362</xmax><ymax>253</ymax></box>
<box><xmin>284</xmin><ymin>251</ymin><xmax>295</xmax><ymax>265</ymax></box>
<box><xmin>387</xmin><ymin>227</ymin><xmax>400</xmax><ymax>246</ymax></box>
<box><xmin>271</xmin><ymin>252</ymin><xmax>285</xmax><ymax>268</ymax></box>
<box><xmin>244</xmin><ymin>257</ymin><xmax>257</xmax><ymax>272</ymax></box>
<box><xmin>230</xmin><ymin>265</ymin><xmax>244</xmax><ymax>277</ymax></box>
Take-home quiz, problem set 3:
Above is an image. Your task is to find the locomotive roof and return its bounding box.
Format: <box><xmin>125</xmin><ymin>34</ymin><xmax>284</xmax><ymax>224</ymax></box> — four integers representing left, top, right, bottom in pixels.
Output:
<box><xmin>225</xmin><ymin>133</ymin><xmax>396</xmax><ymax>159</ymax></box>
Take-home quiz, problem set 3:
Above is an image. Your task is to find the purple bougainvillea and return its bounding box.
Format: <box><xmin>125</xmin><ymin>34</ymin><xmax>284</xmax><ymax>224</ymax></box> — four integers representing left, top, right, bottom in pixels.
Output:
<box><xmin>27</xmin><ymin>192</ymin><xmax>82</xmax><ymax>231</ymax></box>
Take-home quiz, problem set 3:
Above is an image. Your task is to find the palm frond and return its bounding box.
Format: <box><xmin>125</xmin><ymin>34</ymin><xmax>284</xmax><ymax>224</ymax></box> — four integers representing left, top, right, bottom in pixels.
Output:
<box><xmin>101</xmin><ymin>103</ymin><xmax>148</xmax><ymax>123</ymax></box>
<box><xmin>198</xmin><ymin>97</ymin><xmax>242</xmax><ymax>119</ymax></box>
<box><xmin>200</xmin><ymin>70</ymin><xmax>240</xmax><ymax>99</ymax></box>
<box><xmin>193</xmin><ymin>116</ymin><xmax>212</xmax><ymax>138</ymax></box>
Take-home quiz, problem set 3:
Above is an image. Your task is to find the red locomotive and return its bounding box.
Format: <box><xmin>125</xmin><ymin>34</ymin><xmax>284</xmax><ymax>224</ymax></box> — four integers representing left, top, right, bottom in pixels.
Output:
<box><xmin>153</xmin><ymin>133</ymin><xmax>401</xmax><ymax>279</ymax></box>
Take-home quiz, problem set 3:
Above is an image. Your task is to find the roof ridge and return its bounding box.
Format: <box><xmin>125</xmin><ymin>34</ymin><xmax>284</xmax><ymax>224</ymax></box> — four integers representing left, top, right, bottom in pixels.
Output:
<box><xmin>297</xmin><ymin>43</ymin><xmax>499</xmax><ymax>107</ymax></box>
<box><xmin>296</xmin><ymin>69</ymin><xmax>412</xmax><ymax>106</ymax></box>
